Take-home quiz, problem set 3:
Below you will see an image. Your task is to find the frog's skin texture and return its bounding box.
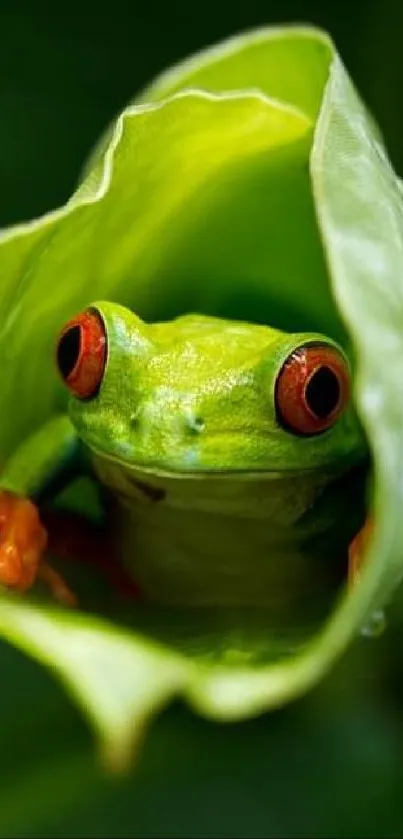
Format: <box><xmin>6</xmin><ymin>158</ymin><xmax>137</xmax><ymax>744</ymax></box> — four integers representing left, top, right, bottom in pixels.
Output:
<box><xmin>0</xmin><ymin>302</ymin><xmax>368</xmax><ymax>611</ymax></box>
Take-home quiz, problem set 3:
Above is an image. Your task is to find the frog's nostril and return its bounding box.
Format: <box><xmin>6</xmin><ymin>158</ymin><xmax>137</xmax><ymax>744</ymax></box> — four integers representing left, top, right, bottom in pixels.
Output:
<box><xmin>187</xmin><ymin>415</ymin><xmax>205</xmax><ymax>434</ymax></box>
<box><xmin>129</xmin><ymin>410</ymin><xmax>140</xmax><ymax>428</ymax></box>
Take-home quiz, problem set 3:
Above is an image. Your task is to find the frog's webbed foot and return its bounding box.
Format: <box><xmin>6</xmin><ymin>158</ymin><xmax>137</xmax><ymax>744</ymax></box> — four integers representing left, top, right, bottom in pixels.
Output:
<box><xmin>348</xmin><ymin>515</ymin><xmax>374</xmax><ymax>589</ymax></box>
<box><xmin>0</xmin><ymin>490</ymin><xmax>77</xmax><ymax>606</ymax></box>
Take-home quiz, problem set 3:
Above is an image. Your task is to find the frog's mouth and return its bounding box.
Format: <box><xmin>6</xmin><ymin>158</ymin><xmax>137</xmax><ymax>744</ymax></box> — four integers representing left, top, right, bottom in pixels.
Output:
<box><xmin>125</xmin><ymin>465</ymin><xmax>345</xmax><ymax>503</ymax></box>
<box><xmin>89</xmin><ymin>443</ymin><xmax>368</xmax><ymax>512</ymax></box>
<box><xmin>89</xmin><ymin>442</ymin><xmax>365</xmax><ymax>481</ymax></box>
<box><xmin>130</xmin><ymin>477</ymin><xmax>167</xmax><ymax>503</ymax></box>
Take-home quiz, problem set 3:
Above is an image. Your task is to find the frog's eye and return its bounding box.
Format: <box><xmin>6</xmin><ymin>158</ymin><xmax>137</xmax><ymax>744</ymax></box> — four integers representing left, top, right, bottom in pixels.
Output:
<box><xmin>275</xmin><ymin>342</ymin><xmax>350</xmax><ymax>436</ymax></box>
<box><xmin>56</xmin><ymin>308</ymin><xmax>107</xmax><ymax>400</ymax></box>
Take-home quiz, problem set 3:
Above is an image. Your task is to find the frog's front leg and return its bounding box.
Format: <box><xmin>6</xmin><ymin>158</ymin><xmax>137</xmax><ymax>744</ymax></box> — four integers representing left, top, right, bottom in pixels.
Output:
<box><xmin>348</xmin><ymin>516</ymin><xmax>374</xmax><ymax>588</ymax></box>
<box><xmin>0</xmin><ymin>414</ymin><xmax>141</xmax><ymax>605</ymax></box>
<box><xmin>0</xmin><ymin>415</ymin><xmax>81</xmax><ymax>605</ymax></box>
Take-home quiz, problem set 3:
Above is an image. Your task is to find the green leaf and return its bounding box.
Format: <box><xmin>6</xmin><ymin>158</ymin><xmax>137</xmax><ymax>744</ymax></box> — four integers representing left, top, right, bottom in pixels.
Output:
<box><xmin>311</xmin><ymin>55</ymin><xmax>403</xmax><ymax>613</ymax></box>
<box><xmin>140</xmin><ymin>24</ymin><xmax>332</xmax><ymax>116</ymax></box>
<box><xmin>0</xmin><ymin>596</ymin><xmax>187</xmax><ymax>769</ymax></box>
<box><xmin>0</xmin><ymin>25</ymin><xmax>401</xmax><ymax>765</ymax></box>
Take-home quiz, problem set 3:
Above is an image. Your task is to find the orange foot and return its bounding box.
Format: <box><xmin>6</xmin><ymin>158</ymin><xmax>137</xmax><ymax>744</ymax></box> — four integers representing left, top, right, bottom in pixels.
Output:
<box><xmin>348</xmin><ymin>516</ymin><xmax>374</xmax><ymax>589</ymax></box>
<box><xmin>0</xmin><ymin>490</ymin><xmax>140</xmax><ymax>606</ymax></box>
<box><xmin>0</xmin><ymin>489</ymin><xmax>76</xmax><ymax>605</ymax></box>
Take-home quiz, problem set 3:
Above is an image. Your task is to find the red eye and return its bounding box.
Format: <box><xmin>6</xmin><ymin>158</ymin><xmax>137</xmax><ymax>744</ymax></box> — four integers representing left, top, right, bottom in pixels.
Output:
<box><xmin>275</xmin><ymin>342</ymin><xmax>350</xmax><ymax>436</ymax></box>
<box><xmin>56</xmin><ymin>308</ymin><xmax>107</xmax><ymax>400</ymax></box>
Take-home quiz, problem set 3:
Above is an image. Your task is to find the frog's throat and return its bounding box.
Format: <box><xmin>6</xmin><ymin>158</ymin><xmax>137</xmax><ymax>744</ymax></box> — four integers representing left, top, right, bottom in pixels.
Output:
<box><xmin>91</xmin><ymin>451</ymin><xmax>367</xmax><ymax>610</ymax></box>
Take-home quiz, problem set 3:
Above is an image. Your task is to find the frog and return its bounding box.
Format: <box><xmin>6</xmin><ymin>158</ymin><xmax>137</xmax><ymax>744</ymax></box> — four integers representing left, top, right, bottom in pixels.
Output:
<box><xmin>0</xmin><ymin>302</ymin><xmax>371</xmax><ymax>612</ymax></box>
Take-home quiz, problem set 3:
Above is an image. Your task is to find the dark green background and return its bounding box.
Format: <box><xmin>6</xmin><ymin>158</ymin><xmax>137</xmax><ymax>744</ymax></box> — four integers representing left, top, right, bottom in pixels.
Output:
<box><xmin>1</xmin><ymin>2</ymin><xmax>403</xmax><ymax>836</ymax></box>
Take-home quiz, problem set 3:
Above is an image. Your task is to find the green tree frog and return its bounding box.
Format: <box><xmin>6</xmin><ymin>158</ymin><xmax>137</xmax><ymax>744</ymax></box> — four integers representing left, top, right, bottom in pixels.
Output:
<box><xmin>0</xmin><ymin>302</ymin><xmax>370</xmax><ymax>609</ymax></box>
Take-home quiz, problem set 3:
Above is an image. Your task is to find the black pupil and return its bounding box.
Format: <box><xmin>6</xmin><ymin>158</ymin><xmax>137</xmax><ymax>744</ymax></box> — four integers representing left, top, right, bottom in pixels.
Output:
<box><xmin>57</xmin><ymin>326</ymin><xmax>81</xmax><ymax>380</ymax></box>
<box><xmin>305</xmin><ymin>365</ymin><xmax>340</xmax><ymax>419</ymax></box>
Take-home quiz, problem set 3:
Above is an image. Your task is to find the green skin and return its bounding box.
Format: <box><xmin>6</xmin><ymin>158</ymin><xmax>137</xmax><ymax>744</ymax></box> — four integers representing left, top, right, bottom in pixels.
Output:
<box><xmin>0</xmin><ymin>302</ymin><xmax>368</xmax><ymax>612</ymax></box>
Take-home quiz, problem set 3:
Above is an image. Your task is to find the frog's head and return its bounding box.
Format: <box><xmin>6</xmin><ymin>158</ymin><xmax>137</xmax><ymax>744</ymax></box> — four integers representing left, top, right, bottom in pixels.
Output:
<box><xmin>55</xmin><ymin>301</ymin><xmax>366</xmax><ymax>475</ymax></box>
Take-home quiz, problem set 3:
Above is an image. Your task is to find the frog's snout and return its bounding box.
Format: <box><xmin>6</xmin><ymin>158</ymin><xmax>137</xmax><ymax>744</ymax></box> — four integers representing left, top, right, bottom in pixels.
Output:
<box><xmin>138</xmin><ymin>394</ymin><xmax>206</xmax><ymax>438</ymax></box>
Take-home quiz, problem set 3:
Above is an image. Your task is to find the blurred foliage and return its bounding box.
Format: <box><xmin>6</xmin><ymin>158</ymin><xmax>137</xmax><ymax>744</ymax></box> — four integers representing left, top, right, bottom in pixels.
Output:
<box><xmin>1</xmin><ymin>1</ymin><xmax>403</xmax><ymax>837</ymax></box>
<box><xmin>1</xmin><ymin>0</ymin><xmax>403</xmax><ymax>227</ymax></box>
<box><xmin>3</xmin><ymin>624</ymin><xmax>403</xmax><ymax>838</ymax></box>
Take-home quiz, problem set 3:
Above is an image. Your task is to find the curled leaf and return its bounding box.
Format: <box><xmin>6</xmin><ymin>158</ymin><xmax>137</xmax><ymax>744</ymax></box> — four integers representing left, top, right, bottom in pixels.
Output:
<box><xmin>0</xmin><ymin>25</ymin><xmax>401</xmax><ymax>764</ymax></box>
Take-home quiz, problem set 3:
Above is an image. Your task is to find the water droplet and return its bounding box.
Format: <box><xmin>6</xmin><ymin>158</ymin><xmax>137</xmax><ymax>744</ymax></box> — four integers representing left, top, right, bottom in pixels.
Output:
<box><xmin>360</xmin><ymin>609</ymin><xmax>386</xmax><ymax>639</ymax></box>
